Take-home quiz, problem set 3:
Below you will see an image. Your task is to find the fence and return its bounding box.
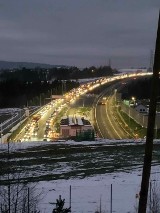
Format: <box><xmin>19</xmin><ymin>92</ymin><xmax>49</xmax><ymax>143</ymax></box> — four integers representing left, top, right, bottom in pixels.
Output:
<box><xmin>38</xmin><ymin>178</ymin><xmax>160</xmax><ymax>213</ymax></box>
<box><xmin>120</xmin><ymin>102</ymin><xmax>160</xmax><ymax>129</ymax></box>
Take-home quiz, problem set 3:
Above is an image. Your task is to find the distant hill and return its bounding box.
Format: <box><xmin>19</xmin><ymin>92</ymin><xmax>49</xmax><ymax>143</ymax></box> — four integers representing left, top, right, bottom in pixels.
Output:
<box><xmin>0</xmin><ymin>60</ymin><xmax>67</xmax><ymax>69</ymax></box>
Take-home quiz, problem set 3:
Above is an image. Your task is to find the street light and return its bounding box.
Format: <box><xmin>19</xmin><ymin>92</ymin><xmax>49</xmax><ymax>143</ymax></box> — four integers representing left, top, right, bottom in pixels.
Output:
<box><xmin>114</xmin><ymin>89</ymin><xmax>117</xmax><ymax>104</ymax></box>
<box><xmin>129</xmin><ymin>106</ymin><xmax>131</xmax><ymax>129</ymax></box>
<box><xmin>132</xmin><ymin>97</ymin><xmax>136</xmax><ymax>106</ymax></box>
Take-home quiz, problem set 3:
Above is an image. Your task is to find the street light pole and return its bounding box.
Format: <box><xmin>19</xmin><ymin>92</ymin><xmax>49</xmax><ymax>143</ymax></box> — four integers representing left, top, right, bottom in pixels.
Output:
<box><xmin>61</xmin><ymin>81</ymin><xmax>63</xmax><ymax>95</ymax></box>
<box><xmin>51</xmin><ymin>89</ymin><xmax>52</xmax><ymax>101</ymax></box>
<box><xmin>129</xmin><ymin>106</ymin><xmax>130</xmax><ymax>124</ymax></box>
<box><xmin>114</xmin><ymin>89</ymin><xmax>117</xmax><ymax>104</ymax></box>
<box><xmin>155</xmin><ymin>125</ymin><xmax>157</xmax><ymax>139</ymax></box>
<box><xmin>132</xmin><ymin>96</ymin><xmax>136</xmax><ymax>106</ymax></box>
<box><xmin>0</xmin><ymin>124</ymin><xmax>2</xmax><ymax>143</ymax></box>
<box><xmin>40</xmin><ymin>94</ymin><xmax>42</xmax><ymax>107</ymax></box>
<box><xmin>83</xmin><ymin>98</ymin><xmax>85</xmax><ymax>107</ymax></box>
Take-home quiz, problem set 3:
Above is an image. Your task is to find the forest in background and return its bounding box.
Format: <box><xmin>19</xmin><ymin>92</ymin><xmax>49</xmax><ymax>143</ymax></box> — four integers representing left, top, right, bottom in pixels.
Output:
<box><xmin>0</xmin><ymin>66</ymin><xmax>116</xmax><ymax>108</ymax></box>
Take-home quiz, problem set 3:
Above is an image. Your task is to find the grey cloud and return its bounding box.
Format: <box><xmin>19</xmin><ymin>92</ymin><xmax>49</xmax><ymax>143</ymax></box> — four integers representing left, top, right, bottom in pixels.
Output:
<box><xmin>0</xmin><ymin>0</ymin><xmax>159</xmax><ymax>68</ymax></box>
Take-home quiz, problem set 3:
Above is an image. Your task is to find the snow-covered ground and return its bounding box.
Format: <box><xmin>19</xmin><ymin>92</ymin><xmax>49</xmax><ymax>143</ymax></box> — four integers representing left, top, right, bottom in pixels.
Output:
<box><xmin>0</xmin><ymin>108</ymin><xmax>22</xmax><ymax>114</ymax></box>
<box><xmin>17</xmin><ymin>140</ymin><xmax>159</xmax><ymax>213</ymax></box>
<box><xmin>38</xmin><ymin>166</ymin><xmax>160</xmax><ymax>213</ymax></box>
<box><xmin>69</xmin><ymin>77</ymin><xmax>100</xmax><ymax>84</ymax></box>
<box><xmin>0</xmin><ymin>138</ymin><xmax>151</xmax><ymax>150</ymax></box>
<box><xmin>1</xmin><ymin>140</ymin><xmax>160</xmax><ymax>213</ymax></box>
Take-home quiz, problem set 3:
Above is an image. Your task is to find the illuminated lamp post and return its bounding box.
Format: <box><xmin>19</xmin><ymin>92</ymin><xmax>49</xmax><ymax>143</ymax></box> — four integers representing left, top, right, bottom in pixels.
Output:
<box><xmin>132</xmin><ymin>97</ymin><xmax>136</xmax><ymax>106</ymax></box>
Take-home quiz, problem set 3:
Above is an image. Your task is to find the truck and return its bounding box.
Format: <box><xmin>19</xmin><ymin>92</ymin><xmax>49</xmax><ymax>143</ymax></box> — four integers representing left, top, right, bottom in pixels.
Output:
<box><xmin>32</xmin><ymin>114</ymin><xmax>41</xmax><ymax>122</ymax></box>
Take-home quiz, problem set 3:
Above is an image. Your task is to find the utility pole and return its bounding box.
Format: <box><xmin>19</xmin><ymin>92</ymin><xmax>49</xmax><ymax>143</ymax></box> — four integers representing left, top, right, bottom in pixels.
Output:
<box><xmin>28</xmin><ymin>187</ymin><xmax>30</xmax><ymax>213</ymax></box>
<box><xmin>69</xmin><ymin>185</ymin><xmax>71</xmax><ymax>212</ymax></box>
<box><xmin>138</xmin><ymin>11</ymin><xmax>160</xmax><ymax>213</ymax></box>
<box><xmin>99</xmin><ymin>195</ymin><xmax>102</xmax><ymax>213</ymax></box>
<box><xmin>110</xmin><ymin>184</ymin><xmax>112</xmax><ymax>213</ymax></box>
<box><xmin>108</xmin><ymin>58</ymin><xmax>111</xmax><ymax>67</ymax></box>
<box><xmin>149</xmin><ymin>50</ymin><xmax>154</xmax><ymax>72</ymax></box>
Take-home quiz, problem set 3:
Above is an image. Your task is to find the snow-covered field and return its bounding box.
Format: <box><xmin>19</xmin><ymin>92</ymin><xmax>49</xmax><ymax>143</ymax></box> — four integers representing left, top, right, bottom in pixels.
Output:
<box><xmin>38</xmin><ymin>165</ymin><xmax>160</xmax><ymax>213</ymax></box>
<box><xmin>1</xmin><ymin>140</ymin><xmax>160</xmax><ymax>212</ymax></box>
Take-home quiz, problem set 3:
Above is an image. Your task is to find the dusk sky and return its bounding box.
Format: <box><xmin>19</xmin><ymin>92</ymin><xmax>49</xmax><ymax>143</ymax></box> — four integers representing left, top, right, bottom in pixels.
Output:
<box><xmin>0</xmin><ymin>0</ymin><xmax>160</xmax><ymax>68</ymax></box>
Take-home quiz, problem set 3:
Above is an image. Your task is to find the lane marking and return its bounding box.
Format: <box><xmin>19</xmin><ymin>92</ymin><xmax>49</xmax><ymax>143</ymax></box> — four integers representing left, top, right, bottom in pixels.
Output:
<box><xmin>105</xmin><ymin>94</ymin><xmax>122</xmax><ymax>139</ymax></box>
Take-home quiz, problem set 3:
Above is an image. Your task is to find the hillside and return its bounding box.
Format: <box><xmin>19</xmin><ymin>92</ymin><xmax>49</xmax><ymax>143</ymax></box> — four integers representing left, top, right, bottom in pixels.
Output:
<box><xmin>0</xmin><ymin>60</ymin><xmax>66</xmax><ymax>69</ymax></box>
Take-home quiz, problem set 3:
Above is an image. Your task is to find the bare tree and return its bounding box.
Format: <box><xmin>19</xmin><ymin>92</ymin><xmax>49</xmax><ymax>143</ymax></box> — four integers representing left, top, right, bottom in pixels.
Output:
<box><xmin>135</xmin><ymin>181</ymin><xmax>160</xmax><ymax>213</ymax></box>
<box><xmin>0</xmin><ymin>184</ymin><xmax>40</xmax><ymax>213</ymax></box>
<box><xmin>148</xmin><ymin>181</ymin><xmax>160</xmax><ymax>213</ymax></box>
<box><xmin>0</xmin><ymin>142</ymin><xmax>41</xmax><ymax>213</ymax></box>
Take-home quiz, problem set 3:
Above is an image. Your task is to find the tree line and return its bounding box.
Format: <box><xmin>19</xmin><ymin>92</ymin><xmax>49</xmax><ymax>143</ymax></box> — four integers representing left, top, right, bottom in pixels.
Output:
<box><xmin>0</xmin><ymin>66</ymin><xmax>116</xmax><ymax>108</ymax></box>
<box><xmin>120</xmin><ymin>77</ymin><xmax>160</xmax><ymax>101</ymax></box>
<box><xmin>0</xmin><ymin>79</ymin><xmax>79</xmax><ymax>108</ymax></box>
<box><xmin>0</xmin><ymin>66</ymin><xmax>117</xmax><ymax>82</ymax></box>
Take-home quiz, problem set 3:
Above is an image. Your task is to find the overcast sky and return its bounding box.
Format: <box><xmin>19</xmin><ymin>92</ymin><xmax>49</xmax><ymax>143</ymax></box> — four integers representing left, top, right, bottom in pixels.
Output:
<box><xmin>0</xmin><ymin>0</ymin><xmax>160</xmax><ymax>68</ymax></box>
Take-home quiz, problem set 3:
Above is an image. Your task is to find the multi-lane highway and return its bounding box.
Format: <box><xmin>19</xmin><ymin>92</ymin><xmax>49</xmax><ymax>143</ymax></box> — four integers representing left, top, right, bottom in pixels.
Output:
<box><xmin>93</xmin><ymin>74</ymin><xmax>152</xmax><ymax>139</ymax></box>
<box><xmin>13</xmin><ymin>100</ymin><xmax>66</xmax><ymax>142</ymax></box>
<box><xmin>94</xmin><ymin>83</ymin><xmax>130</xmax><ymax>139</ymax></box>
<box><xmin>10</xmin><ymin>72</ymin><xmax>152</xmax><ymax>142</ymax></box>
<box><xmin>68</xmin><ymin>80</ymin><xmax>131</xmax><ymax>139</ymax></box>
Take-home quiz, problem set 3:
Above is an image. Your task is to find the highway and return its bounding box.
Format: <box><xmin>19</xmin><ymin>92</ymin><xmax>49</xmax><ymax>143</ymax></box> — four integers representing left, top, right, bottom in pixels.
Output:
<box><xmin>94</xmin><ymin>83</ymin><xmax>131</xmax><ymax>139</ymax></box>
<box><xmin>10</xmin><ymin>72</ymin><xmax>152</xmax><ymax>142</ymax></box>
<box><xmin>14</xmin><ymin>100</ymin><xmax>66</xmax><ymax>142</ymax></box>
<box><xmin>67</xmin><ymin>80</ymin><xmax>130</xmax><ymax>139</ymax></box>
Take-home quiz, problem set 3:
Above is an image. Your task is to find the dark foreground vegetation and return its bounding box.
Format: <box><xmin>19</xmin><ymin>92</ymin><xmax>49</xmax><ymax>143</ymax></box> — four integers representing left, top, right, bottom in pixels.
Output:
<box><xmin>120</xmin><ymin>77</ymin><xmax>160</xmax><ymax>100</ymax></box>
<box><xmin>0</xmin><ymin>66</ymin><xmax>116</xmax><ymax>108</ymax></box>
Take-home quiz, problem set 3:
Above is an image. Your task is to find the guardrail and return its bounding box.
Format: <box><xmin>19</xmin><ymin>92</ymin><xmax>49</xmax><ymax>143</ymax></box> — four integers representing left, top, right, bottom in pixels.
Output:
<box><xmin>0</xmin><ymin>107</ymin><xmax>41</xmax><ymax>138</ymax></box>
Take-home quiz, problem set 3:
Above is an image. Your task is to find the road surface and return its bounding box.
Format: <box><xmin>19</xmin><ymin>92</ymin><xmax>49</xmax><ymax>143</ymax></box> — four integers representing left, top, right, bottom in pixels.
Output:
<box><xmin>94</xmin><ymin>83</ymin><xmax>130</xmax><ymax>139</ymax></box>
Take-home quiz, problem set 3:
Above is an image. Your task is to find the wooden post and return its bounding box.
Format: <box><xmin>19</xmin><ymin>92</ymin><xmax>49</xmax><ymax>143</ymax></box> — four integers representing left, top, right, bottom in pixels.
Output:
<box><xmin>69</xmin><ymin>185</ymin><xmax>71</xmax><ymax>211</ymax></box>
<box><xmin>28</xmin><ymin>187</ymin><xmax>30</xmax><ymax>213</ymax></box>
<box><xmin>99</xmin><ymin>195</ymin><xmax>102</xmax><ymax>213</ymax></box>
<box><xmin>110</xmin><ymin>184</ymin><xmax>112</xmax><ymax>213</ymax></box>
<box><xmin>138</xmin><ymin>11</ymin><xmax>160</xmax><ymax>213</ymax></box>
<box><xmin>149</xmin><ymin>181</ymin><xmax>152</xmax><ymax>212</ymax></box>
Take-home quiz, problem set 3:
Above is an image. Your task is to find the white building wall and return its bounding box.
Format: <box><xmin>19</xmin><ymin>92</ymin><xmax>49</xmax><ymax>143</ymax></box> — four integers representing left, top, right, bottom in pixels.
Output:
<box><xmin>60</xmin><ymin>125</ymin><xmax>93</xmax><ymax>138</ymax></box>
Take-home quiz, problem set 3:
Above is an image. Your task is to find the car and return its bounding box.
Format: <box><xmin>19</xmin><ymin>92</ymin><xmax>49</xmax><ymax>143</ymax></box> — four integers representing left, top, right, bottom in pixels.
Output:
<box><xmin>98</xmin><ymin>101</ymin><xmax>106</xmax><ymax>105</ymax></box>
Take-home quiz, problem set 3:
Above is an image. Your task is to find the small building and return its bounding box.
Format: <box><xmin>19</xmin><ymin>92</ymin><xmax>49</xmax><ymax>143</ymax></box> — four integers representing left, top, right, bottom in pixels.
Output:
<box><xmin>60</xmin><ymin>116</ymin><xmax>94</xmax><ymax>140</ymax></box>
<box><xmin>135</xmin><ymin>104</ymin><xmax>148</xmax><ymax>113</ymax></box>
